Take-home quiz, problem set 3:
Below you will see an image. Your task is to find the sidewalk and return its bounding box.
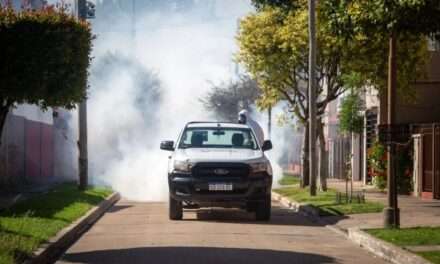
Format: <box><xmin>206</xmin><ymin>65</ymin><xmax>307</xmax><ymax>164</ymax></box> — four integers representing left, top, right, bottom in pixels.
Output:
<box><xmin>324</xmin><ymin>179</ymin><xmax>440</xmax><ymax>230</ymax></box>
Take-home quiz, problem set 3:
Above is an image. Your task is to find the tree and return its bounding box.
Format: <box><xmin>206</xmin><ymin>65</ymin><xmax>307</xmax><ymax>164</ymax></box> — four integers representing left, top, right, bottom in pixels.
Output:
<box><xmin>251</xmin><ymin>0</ymin><xmax>298</xmax><ymax>11</ymax></box>
<box><xmin>339</xmin><ymin>92</ymin><xmax>363</xmax><ymax>135</ymax></box>
<box><xmin>0</xmin><ymin>5</ymin><xmax>92</xmax><ymax>143</ymax></box>
<box><xmin>338</xmin><ymin>74</ymin><xmax>364</xmax><ymax>136</ymax></box>
<box><xmin>201</xmin><ymin>75</ymin><xmax>260</xmax><ymax>122</ymax></box>
<box><xmin>321</xmin><ymin>0</ymin><xmax>440</xmax><ymax>228</ymax></box>
<box><xmin>237</xmin><ymin>2</ymin><xmax>429</xmax><ymax>190</ymax></box>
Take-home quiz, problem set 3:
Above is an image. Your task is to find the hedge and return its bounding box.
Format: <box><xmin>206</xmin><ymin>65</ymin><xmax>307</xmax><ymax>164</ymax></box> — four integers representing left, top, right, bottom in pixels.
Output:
<box><xmin>0</xmin><ymin>4</ymin><xmax>93</xmax><ymax>140</ymax></box>
<box><xmin>0</xmin><ymin>5</ymin><xmax>93</xmax><ymax>108</ymax></box>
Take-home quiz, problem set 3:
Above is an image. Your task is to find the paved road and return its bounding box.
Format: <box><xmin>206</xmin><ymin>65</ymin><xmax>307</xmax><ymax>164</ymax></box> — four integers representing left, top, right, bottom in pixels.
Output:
<box><xmin>58</xmin><ymin>200</ymin><xmax>386</xmax><ymax>264</ymax></box>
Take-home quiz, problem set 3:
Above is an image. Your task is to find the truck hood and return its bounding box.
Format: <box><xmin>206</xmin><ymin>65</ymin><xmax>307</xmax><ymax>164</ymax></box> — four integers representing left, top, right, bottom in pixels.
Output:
<box><xmin>174</xmin><ymin>148</ymin><xmax>265</xmax><ymax>163</ymax></box>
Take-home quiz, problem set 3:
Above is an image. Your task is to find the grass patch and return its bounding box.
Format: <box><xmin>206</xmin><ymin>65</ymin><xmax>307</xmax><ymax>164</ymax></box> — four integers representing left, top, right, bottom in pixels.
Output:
<box><xmin>278</xmin><ymin>174</ymin><xmax>300</xmax><ymax>186</ymax></box>
<box><xmin>0</xmin><ymin>183</ymin><xmax>112</xmax><ymax>264</ymax></box>
<box><xmin>273</xmin><ymin>186</ymin><xmax>384</xmax><ymax>216</ymax></box>
<box><xmin>418</xmin><ymin>251</ymin><xmax>440</xmax><ymax>264</ymax></box>
<box><xmin>366</xmin><ymin>227</ymin><xmax>440</xmax><ymax>246</ymax></box>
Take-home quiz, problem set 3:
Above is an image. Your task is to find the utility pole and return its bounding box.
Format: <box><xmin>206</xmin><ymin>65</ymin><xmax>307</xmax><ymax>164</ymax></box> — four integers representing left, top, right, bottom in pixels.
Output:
<box><xmin>268</xmin><ymin>106</ymin><xmax>272</xmax><ymax>140</ymax></box>
<box><xmin>76</xmin><ymin>0</ymin><xmax>95</xmax><ymax>190</ymax></box>
<box><xmin>383</xmin><ymin>33</ymin><xmax>400</xmax><ymax>228</ymax></box>
<box><xmin>308</xmin><ymin>0</ymin><xmax>317</xmax><ymax>196</ymax></box>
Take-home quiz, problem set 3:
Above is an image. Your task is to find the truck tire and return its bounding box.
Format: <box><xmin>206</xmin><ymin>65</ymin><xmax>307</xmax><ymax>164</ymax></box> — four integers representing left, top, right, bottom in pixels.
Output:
<box><xmin>255</xmin><ymin>194</ymin><xmax>271</xmax><ymax>221</ymax></box>
<box><xmin>169</xmin><ymin>195</ymin><xmax>183</xmax><ymax>220</ymax></box>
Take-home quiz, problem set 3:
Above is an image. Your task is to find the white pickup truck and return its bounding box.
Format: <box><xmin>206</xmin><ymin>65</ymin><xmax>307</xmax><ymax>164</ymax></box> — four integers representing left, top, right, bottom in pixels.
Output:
<box><xmin>160</xmin><ymin>121</ymin><xmax>273</xmax><ymax>221</ymax></box>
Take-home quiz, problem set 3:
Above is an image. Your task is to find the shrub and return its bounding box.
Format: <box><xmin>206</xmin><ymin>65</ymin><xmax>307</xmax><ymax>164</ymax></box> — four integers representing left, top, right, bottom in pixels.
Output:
<box><xmin>0</xmin><ymin>4</ymin><xmax>93</xmax><ymax>140</ymax></box>
<box><xmin>367</xmin><ymin>140</ymin><xmax>413</xmax><ymax>194</ymax></box>
<box><xmin>368</xmin><ymin>141</ymin><xmax>387</xmax><ymax>190</ymax></box>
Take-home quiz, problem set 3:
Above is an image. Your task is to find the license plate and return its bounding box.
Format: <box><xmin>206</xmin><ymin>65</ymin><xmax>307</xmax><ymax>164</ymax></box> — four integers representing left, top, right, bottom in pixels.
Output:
<box><xmin>208</xmin><ymin>183</ymin><xmax>233</xmax><ymax>191</ymax></box>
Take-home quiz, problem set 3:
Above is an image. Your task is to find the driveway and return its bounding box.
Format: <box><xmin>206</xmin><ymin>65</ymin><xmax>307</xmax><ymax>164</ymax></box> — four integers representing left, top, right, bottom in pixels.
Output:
<box><xmin>58</xmin><ymin>199</ymin><xmax>385</xmax><ymax>264</ymax></box>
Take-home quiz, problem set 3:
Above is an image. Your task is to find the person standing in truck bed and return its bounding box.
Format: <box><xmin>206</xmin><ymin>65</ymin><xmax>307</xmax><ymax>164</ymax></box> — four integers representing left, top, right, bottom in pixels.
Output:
<box><xmin>238</xmin><ymin>109</ymin><xmax>264</xmax><ymax>146</ymax></box>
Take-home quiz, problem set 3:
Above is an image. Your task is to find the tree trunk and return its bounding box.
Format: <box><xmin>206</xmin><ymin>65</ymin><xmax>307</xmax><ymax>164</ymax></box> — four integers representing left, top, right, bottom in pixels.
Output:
<box><xmin>0</xmin><ymin>104</ymin><xmax>11</xmax><ymax>146</ymax></box>
<box><xmin>317</xmin><ymin>120</ymin><xmax>328</xmax><ymax>191</ymax></box>
<box><xmin>301</xmin><ymin>125</ymin><xmax>310</xmax><ymax>188</ymax></box>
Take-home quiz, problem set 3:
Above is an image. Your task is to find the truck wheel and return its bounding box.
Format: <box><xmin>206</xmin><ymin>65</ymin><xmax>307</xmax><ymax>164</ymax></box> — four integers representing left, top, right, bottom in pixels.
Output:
<box><xmin>255</xmin><ymin>194</ymin><xmax>271</xmax><ymax>221</ymax></box>
<box><xmin>169</xmin><ymin>195</ymin><xmax>183</xmax><ymax>220</ymax></box>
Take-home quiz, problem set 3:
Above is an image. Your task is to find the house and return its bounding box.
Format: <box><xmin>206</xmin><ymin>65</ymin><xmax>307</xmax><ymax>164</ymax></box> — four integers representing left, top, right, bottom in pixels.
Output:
<box><xmin>409</xmin><ymin>49</ymin><xmax>440</xmax><ymax>199</ymax></box>
<box><xmin>326</xmin><ymin>38</ymin><xmax>440</xmax><ymax>201</ymax></box>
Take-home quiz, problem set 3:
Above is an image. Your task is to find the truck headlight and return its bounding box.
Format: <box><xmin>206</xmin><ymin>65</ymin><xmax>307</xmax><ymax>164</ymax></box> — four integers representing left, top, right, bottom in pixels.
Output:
<box><xmin>173</xmin><ymin>160</ymin><xmax>192</xmax><ymax>172</ymax></box>
<box><xmin>250</xmin><ymin>162</ymin><xmax>268</xmax><ymax>173</ymax></box>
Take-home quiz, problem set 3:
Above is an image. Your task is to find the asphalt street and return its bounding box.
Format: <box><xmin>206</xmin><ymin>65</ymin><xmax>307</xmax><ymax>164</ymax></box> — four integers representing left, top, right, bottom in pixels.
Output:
<box><xmin>57</xmin><ymin>199</ymin><xmax>386</xmax><ymax>264</ymax></box>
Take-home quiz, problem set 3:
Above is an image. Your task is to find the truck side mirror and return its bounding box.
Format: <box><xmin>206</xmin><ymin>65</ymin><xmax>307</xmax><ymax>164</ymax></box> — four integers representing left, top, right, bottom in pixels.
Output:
<box><xmin>160</xmin><ymin>141</ymin><xmax>175</xmax><ymax>151</ymax></box>
<box><xmin>262</xmin><ymin>140</ymin><xmax>272</xmax><ymax>151</ymax></box>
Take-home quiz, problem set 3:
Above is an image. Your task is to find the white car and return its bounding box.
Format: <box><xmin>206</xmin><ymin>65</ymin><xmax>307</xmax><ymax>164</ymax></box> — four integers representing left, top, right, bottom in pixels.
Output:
<box><xmin>160</xmin><ymin>121</ymin><xmax>273</xmax><ymax>221</ymax></box>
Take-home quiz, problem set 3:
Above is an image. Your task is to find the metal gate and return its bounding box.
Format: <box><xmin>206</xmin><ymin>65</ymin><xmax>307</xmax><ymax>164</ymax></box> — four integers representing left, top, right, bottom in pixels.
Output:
<box><xmin>413</xmin><ymin>123</ymin><xmax>440</xmax><ymax>199</ymax></box>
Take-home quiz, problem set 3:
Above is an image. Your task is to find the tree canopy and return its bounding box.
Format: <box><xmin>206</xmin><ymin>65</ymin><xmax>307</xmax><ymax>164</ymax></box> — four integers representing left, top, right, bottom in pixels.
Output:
<box><xmin>0</xmin><ymin>5</ymin><xmax>92</xmax><ymax>137</ymax></box>
<box><xmin>321</xmin><ymin>0</ymin><xmax>440</xmax><ymax>38</ymax></box>
<box><xmin>0</xmin><ymin>5</ymin><xmax>92</xmax><ymax>109</ymax></box>
<box><xmin>237</xmin><ymin>3</ymin><xmax>429</xmax><ymax>123</ymax></box>
<box><xmin>251</xmin><ymin>0</ymin><xmax>297</xmax><ymax>11</ymax></box>
<box><xmin>338</xmin><ymin>91</ymin><xmax>364</xmax><ymax>135</ymax></box>
<box><xmin>201</xmin><ymin>75</ymin><xmax>260</xmax><ymax>122</ymax></box>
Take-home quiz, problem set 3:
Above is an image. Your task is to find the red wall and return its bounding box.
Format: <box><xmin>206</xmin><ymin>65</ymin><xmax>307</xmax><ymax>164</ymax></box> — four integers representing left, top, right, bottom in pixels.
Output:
<box><xmin>24</xmin><ymin>120</ymin><xmax>54</xmax><ymax>183</ymax></box>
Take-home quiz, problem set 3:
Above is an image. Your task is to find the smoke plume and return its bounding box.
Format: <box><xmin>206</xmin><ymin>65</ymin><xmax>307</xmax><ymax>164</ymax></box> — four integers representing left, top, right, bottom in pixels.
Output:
<box><xmin>83</xmin><ymin>0</ymin><xmax>255</xmax><ymax>201</ymax></box>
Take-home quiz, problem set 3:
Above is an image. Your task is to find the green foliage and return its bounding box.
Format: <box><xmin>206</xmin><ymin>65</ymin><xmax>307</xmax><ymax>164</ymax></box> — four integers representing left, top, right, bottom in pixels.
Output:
<box><xmin>367</xmin><ymin>226</ymin><xmax>440</xmax><ymax>246</ymax></box>
<box><xmin>321</xmin><ymin>0</ymin><xmax>440</xmax><ymax>38</ymax></box>
<box><xmin>418</xmin><ymin>251</ymin><xmax>440</xmax><ymax>264</ymax></box>
<box><xmin>201</xmin><ymin>75</ymin><xmax>260</xmax><ymax>122</ymax></box>
<box><xmin>237</xmin><ymin>4</ymin><xmax>346</xmax><ymax>124</ymax></box>
<box><xmin>0</xmin><ymin>5</ymin><xmax>93</xmax><ymax>109</ymax></box>
<box><xmin>368</xmin><ymin>141</ymin><xmax>387</xmax><ymax>190</ymax></box>
<box><xmin>368</xmin><ymin>141</ymin><xmax>413</xmax><ymax>193</ymax></box>
<box><xmin>320</xmin><ymin>0</ymin><xmax>437</xmax><ymax>99</ymax></box>
<box><xmin>372</xmin><ymin>175</ymin><xmax>387</xmax><ymax>191</ymax></box>
<box><xmin>396</xmin><ymin>145</ymin><xmax>414</xmax><ymax>194</ymax></box>
<box><xmin>0</xmin><ymin>184</ymin><xmax>111</xmax><ymax>264</ymax></box>
<box><xmin>236</xmin><ymin>3</ymin><xmax>429</xmax><ymax>124</ymax></box>
<box><xmin>274</xmin><ymin>186</ymin><xmax>384</xmax><ymax>216</ymax></box>
<box><xmin>368</xmin><ymin>227</ymin><xmax>440</xmax><ymax>263</ymax></box>
<box><xmin>338</xmin><ymin>90</ymin><xmax>364</xmax><ymax>135</ymax></box>
<box><xmin>278</xmin><ymin>174</ymin><xmax>300</xmax><ymax>186</ymax></box>
<box><xmin>250</xmin><ymin>0</ymin><xmax>298</xmax><ymax>11</ymax></box>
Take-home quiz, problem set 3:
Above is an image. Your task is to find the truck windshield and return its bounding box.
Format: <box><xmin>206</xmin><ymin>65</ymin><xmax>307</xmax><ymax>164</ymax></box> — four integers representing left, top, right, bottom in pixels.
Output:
<box><xmin>178</xmin><ymin>127</ymin><xmax>259</xmax><ymax>150</ymax></box>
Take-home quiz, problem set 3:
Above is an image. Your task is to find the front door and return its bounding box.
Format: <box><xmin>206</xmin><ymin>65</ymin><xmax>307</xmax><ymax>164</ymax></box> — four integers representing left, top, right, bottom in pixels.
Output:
<box><xmin>422</xmin><ymin>134</ymin><xmax>433</xmax><ymax>193</ymax></box>
<box><xmin>434</xmin><ymin>128</ymin><xmax>440</xmax><ymax>199</ymax></box>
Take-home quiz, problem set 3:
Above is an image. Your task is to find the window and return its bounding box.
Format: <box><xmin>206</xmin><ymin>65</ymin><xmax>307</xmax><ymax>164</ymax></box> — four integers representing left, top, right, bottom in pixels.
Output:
<box><xmin>179</xmin><ymin>127</ymin><xmax>258</xmax><ymax>150</ymax></box>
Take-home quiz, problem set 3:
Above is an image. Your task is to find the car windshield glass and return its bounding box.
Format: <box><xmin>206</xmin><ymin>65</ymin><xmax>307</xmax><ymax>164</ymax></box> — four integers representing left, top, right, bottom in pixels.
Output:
<box><xmin>178</xmin><ymin>127</ymin><xmax>259</xmax><ymax>150</ymax></box>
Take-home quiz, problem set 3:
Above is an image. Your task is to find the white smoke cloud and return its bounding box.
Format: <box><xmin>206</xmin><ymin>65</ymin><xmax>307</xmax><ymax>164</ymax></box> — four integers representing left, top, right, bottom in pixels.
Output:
<box><xmin>80</xmin><ymin>1</ymin><xmax>254</xmax><ymax>201</ymax></box>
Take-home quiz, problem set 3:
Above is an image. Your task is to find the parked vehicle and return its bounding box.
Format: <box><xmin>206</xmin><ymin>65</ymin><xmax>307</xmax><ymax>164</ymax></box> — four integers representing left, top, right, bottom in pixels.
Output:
<box><xmin>160</xmin><ymin>121</ymin><xmax>273</xmax><ymax>221</ymax></box>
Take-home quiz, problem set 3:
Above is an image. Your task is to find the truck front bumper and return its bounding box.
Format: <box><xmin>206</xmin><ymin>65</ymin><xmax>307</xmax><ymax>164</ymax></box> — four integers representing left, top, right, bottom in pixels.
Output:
<box><xmin>168</xmin><ymin>172</ymin><xmax>272</xmax><ymax>204</ymax></box>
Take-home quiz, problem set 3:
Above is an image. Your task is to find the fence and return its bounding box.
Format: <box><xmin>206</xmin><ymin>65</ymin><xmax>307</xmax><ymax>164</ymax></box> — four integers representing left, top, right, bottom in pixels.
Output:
<box><xmin>329</xmin><ymin>136</ymin><xmax>351</xmax><ymax>179</ymax></box>
<box><xmin>0</xmin><ymin>114</ymin><xmax>54</xmax><ymax>188</ymax></box>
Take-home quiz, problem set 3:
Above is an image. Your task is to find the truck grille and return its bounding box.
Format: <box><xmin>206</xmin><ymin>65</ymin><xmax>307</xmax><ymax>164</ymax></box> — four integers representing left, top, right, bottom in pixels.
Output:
<box><xmin>192</xmin><ymin>162</ymin><xmax>250</xmax><ymax>178</ymax></box>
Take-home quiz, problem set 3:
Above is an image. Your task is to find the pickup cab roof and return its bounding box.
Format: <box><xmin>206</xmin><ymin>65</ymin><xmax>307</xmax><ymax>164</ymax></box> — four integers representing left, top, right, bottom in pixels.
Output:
<box><xmin>186</xmin><ymin>121</ymin><xmax>250</xmax><ymax>129</ymax></box>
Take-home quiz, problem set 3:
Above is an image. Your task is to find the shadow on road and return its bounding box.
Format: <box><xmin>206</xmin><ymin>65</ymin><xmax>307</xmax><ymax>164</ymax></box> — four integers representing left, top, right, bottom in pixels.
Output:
<box><xmin>106</xmin><ymin>205</ymin><xmax>133</xmax><ymax>213</ymax></box>
<box><xmin>180</xmin><ymin>204</ymin><xmax>347</xmax><ymax>226</ymax></box>
<box><xmin>61</xmin><ymin>246</ymin><xmax>335</xmax><ymax>264</ymax></box>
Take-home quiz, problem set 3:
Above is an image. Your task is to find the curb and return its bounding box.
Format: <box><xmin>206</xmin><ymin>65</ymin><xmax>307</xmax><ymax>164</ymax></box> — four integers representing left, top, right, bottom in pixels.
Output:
<box><xmin>25</xmin><ymin>192</ymin><xmax>121</xmax><ymax>264</ymax></box>
<box><xmin>272</xmin><ymin>191</ymin><xmax>348</xmax><ymax>237</ymax></box>
<box><xmin>348</xmin><ymin>228</ymin><xmax>431</xmax><ymax>264</ymax></box>
<box><xmin>272</xmin><ymin>191</ymin><xmax>321</xmax><ymax>222</ymax></box>
<box><xmin>273</xmin><ymin>191</ymin><xmax>431</xmax><ymax>264</ymax></box>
